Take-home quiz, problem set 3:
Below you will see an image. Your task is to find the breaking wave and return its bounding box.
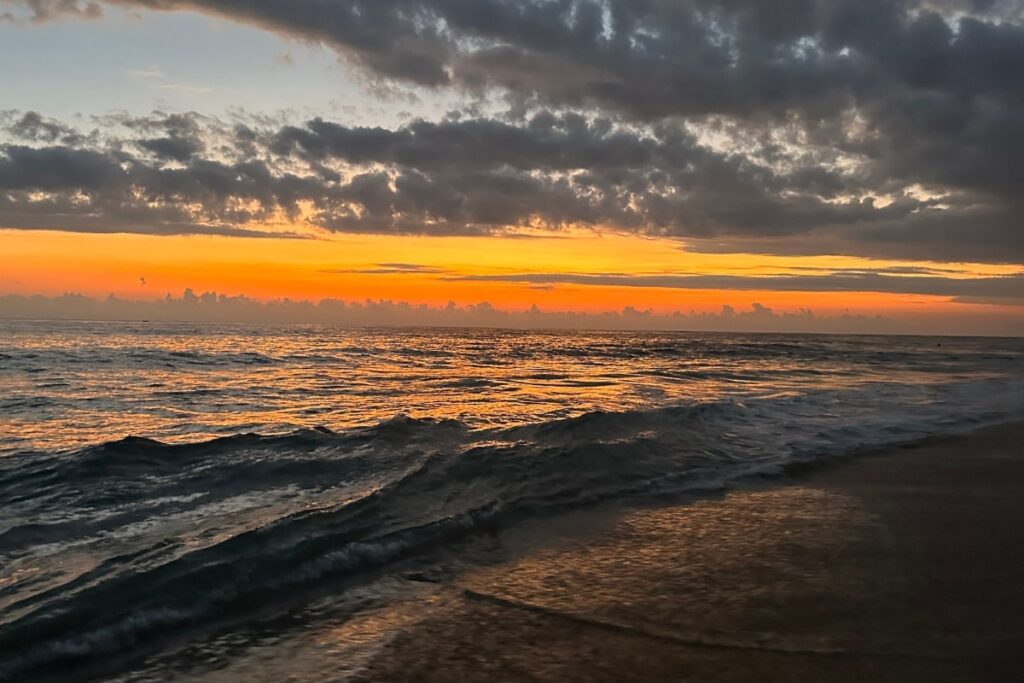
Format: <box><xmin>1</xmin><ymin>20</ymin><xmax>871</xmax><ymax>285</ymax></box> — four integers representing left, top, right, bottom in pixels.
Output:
<box><xmin>1</xmin><ymin>374</ymin><xmax>1022</xmax><ymax>680</ymax></box>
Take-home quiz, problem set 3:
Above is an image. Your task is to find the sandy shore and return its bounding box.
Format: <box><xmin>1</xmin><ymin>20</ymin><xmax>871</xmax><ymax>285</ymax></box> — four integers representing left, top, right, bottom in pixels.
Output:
<box><xmin>357</xmin><ymin>422</ymin><xmax>1024</xmax><ymax>682</ymax></box>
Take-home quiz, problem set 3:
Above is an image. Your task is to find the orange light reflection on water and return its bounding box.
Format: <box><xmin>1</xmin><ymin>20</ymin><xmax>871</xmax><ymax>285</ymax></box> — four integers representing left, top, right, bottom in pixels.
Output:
<box><xmin>1</xmin><ymin>323</ymin><xmax>993</xmax><ymax>455</ymax></box>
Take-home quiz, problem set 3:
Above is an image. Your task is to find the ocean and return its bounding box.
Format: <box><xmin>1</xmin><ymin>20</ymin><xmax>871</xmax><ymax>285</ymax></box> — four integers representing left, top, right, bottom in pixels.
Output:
<box><xmin>1</xmin><ymin>320</ymin><xmax>1022</xmax><ymax>680</ymax></box>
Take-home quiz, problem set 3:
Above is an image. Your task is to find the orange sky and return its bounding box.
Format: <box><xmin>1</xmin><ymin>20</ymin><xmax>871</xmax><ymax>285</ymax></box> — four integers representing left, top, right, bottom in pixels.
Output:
<box><xmin>1</xmin><ymin>2</ymin><xmax>1022</xmax><ymax>336</ymax></box>
<box><xmin>3</xmin><ymin>228</ymin><xmax>1020</xmax><ymax>318</ymax></box>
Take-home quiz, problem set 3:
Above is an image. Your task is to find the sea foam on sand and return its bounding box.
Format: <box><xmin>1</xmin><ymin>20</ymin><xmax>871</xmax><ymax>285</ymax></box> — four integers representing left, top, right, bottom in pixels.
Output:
<box><xmin>355</xmin><ymin>422</ymin><xmax>1024</xmax><ymax>683</ymax></box>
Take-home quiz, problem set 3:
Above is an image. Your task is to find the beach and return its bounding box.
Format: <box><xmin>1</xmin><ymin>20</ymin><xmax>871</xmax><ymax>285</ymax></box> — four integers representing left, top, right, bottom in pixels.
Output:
<box><xmin>5</xmin><ymin>0</ymin><xmax>1024</xmax><ymax>679</ymax></box>
<box><xmin>356</xmin><ymin>422</ymin><xmax>1024</xmax><ymax>682</ymax></box>
<box><xmin>2</xmin><ymin>325</ymin><xmax>1022</xmax><ymax>682</ymax></box>
<box><xmin>5</xmin><ymin>0</ymin><xmax>1024</xmax><ymax>677</ymax></box>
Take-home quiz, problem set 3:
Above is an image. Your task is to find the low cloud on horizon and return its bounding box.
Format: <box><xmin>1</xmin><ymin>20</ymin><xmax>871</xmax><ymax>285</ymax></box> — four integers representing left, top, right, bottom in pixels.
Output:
<box><xmin>3</xmin><ymin>289</ymin><xmax>1022</xmax><ymax>337</ymax></box>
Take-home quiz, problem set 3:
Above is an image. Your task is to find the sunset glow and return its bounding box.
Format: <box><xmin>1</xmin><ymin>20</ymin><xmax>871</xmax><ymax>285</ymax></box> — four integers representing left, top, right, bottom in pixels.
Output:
<box><xmin>4</xmin><ymin>228</ymin><xmax>1022</xmax><ymax>321</ymax></box>
<box><xmin>3</xmin><ymin>3</ymin><xmax>1024</xmax><ymax>679</ymax></box>
<box><xmin>1</xmin><ymin>1</ymin><xmax>1022</xmax><ymax>334</ymax></box>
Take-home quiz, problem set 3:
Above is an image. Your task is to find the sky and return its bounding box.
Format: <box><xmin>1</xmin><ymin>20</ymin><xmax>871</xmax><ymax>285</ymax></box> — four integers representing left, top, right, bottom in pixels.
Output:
<box><xmin>1</xmin><ymin>0</ymin><xmax>1022</xmax><ymax>334</ymax></box>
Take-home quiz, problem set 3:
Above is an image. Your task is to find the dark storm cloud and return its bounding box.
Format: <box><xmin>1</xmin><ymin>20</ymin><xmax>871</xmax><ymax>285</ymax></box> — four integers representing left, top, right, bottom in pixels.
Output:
<box><xmin>0</xmin><ymin>145</ymin><xmax>126</xmax><ymax>191</ymax></box>
<box><xmin>136</xmin><ymin>135</ymin><xmax>203</xmax><ymax>162</ymax></box>
<box><xmin>125</xmin><ymin>112</ymin><xmax>207</xmax><ymax>161</ymax></box>
<box><xmin>1</xmin><ymin>110</ymin><xmax>85</xmax><ymax>145</ymax></box>
<box><xmin>0</xmin><ymin>109</ymin><xmax>1012</xmax><ymax>259</ymax></box>
<box><xmin>2</xmin><ymin>1</ymin><xmax>1023</xmax><ymax>262</ymax></box>
<box><xmin>44</xmin><ymin>1</ymin><xmax>1020</xmax><ymax>121</ymax></box>
<box><xmin>0</xmin><ymin>136</ymin><xmax>317</xmax><ymax>236</ymax></box>
<box><xmin>686</xmin><ymin>200</ymin><xmax>1024</xmax><ymax>264</ymax></box>
<box><xmin>264</xmin><ymin>112</ymin><xmax>960</xmax><ymax>245</ymax></box>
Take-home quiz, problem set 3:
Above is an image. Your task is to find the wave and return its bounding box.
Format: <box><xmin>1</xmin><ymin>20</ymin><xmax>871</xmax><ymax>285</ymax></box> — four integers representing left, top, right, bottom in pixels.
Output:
<box><xmin>2</xmin><ymin>334</ymin><xmax>1018</xmax><ymax>379</ymax></box>
<box><xmin>0</xmin><ymin>376</ymin><xmax>1021</xmax><ymax>679</ymax></box>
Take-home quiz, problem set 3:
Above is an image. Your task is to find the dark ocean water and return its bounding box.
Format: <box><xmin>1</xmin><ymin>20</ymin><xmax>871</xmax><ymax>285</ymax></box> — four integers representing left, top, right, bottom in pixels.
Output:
<box><xmin>1</xmin><ymin>321</ymin><xmax>1022</xmax><ymax>680</ymax></box>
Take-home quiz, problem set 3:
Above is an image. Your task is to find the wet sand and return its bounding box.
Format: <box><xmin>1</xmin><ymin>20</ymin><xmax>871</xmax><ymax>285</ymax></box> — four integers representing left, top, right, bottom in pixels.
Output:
<box><xmin>357</xmin><ymin>422</ymin><xmax>1024</xmax><ymax>682</ymax></box>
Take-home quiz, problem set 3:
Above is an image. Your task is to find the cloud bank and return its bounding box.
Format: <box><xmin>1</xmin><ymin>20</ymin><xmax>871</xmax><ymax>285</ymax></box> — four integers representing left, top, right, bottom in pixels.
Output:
<box><xmin>2</xmin><ymin>289</ymin><xmax>1022</xmax><ymax>336</ymax></box>
<box><xmin>446</xmin><ymin>270</ymin><xmax>1024</xmax><ymax>300</ymax></box>
<box><xmin>0</xmin><ymin>289</ymin><xmax>898</xmax><ymax>333</ymax></box>
<box><xmin>0</xmin><ymin>0</ymin><xmax>1021</xmax><ymax>264</ymax></box>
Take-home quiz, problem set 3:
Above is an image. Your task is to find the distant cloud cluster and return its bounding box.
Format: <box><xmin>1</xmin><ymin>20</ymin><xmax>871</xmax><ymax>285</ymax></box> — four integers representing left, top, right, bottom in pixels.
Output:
<box><xmin>2</xmin><ymin>289</ymin><xmax>1022</xmax><ymax>335</ymax></box>
<box><xmin>446</xmin><ymin>270</ymin><xmax>1024</xmax><ymax>303</ymax></box>
<box><xmin>0</xmin><ymin>289</ymin><xmax>888</xmax><ymax>334</ymax></box>
<box><xmin>1</xmin><ymin>0</ymin><xmax>1023</xmax><ymax>263</ymax></box>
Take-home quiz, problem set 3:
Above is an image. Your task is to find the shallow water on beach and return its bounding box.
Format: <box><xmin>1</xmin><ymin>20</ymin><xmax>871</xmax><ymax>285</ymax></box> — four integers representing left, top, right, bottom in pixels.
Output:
<box><xmin>1</xmin><ymin>321</ymin><xmax>1022</xmax><ymax>680</ymax></box>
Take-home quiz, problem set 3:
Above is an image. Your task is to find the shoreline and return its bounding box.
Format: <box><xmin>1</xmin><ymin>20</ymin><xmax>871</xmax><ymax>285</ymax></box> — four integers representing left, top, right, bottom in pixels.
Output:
<box><xmin>11</xmin><ymin>422</ymin><xmax>1024</xmax><ymax>682</ymax></box>
<box><xmin>353</xmin><ymin>421</ymin><xmax>1024</xmax><ymax>682</ymax></box>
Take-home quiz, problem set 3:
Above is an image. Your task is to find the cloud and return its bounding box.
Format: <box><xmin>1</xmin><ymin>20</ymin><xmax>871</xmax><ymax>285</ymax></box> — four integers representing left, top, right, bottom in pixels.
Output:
<box><xmin>1</xmin><ymin>110</ymin><xmax>84</xmax><ymax>145</ymax></box>
<box><xmin>3</xmin><ymin>288</ymin><xmax>1022</xmax><ymax>335</ymax></box>
<box><xmin>1</xmin><ymin>1</ymin><xmax>1023</xmax><ymax>263</ymax></box>
<box><xmin>321</xmin><ymin>263</ymin><xmax>450</xmax><ymax>275</ymax></box>
<box><xmin>1</xmin><ymin>0</ymin><xmax>102</xmax><ymax>23</ymax></box>
<box><xmin>21</xmin><ymin>2</ymin><xmax>1022</xmax><ymax>125</ymax></box>
<box><xmin>3</xmin><ymin>108</ymin><xmax>1016</xmax><ymax>260</ymax></box>
<box><xmin>0</xmin><ymin>289</ymin><xmax>887</xmax><ymax>334</ymax></box>
<box><xmin>447</xmin><ymin>270</ymin><xmax>1024</xmax><ymax>301</ymax></box>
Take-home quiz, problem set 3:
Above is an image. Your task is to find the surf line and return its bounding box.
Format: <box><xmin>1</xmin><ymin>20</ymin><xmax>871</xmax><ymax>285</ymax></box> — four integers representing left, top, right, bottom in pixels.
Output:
<box><xmin>454</xmin><ymin>585</ymin><xmax>945</xmax><ymax>661</ymax></box>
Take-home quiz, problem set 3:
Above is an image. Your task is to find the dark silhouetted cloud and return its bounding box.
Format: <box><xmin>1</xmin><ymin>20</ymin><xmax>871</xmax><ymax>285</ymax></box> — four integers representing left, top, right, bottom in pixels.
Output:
<box><xmin>2</xmin><ymin>288</ymin><xmax>1022</xmax><ymax>335</ymax></box>
<box><xmin>1</xmin><ymin>1</ymin><xmax>1023</xmax><ymax>263</ymax></box>
<box><xmin>3</xmin><ymin>108</ymin><xmax>1013</xmax><ymax>260</ymax></box>
<box><xmin>446</xmin><ymin>270</ymin><xmax>1024</xmax><ymax>300</ymax></box>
